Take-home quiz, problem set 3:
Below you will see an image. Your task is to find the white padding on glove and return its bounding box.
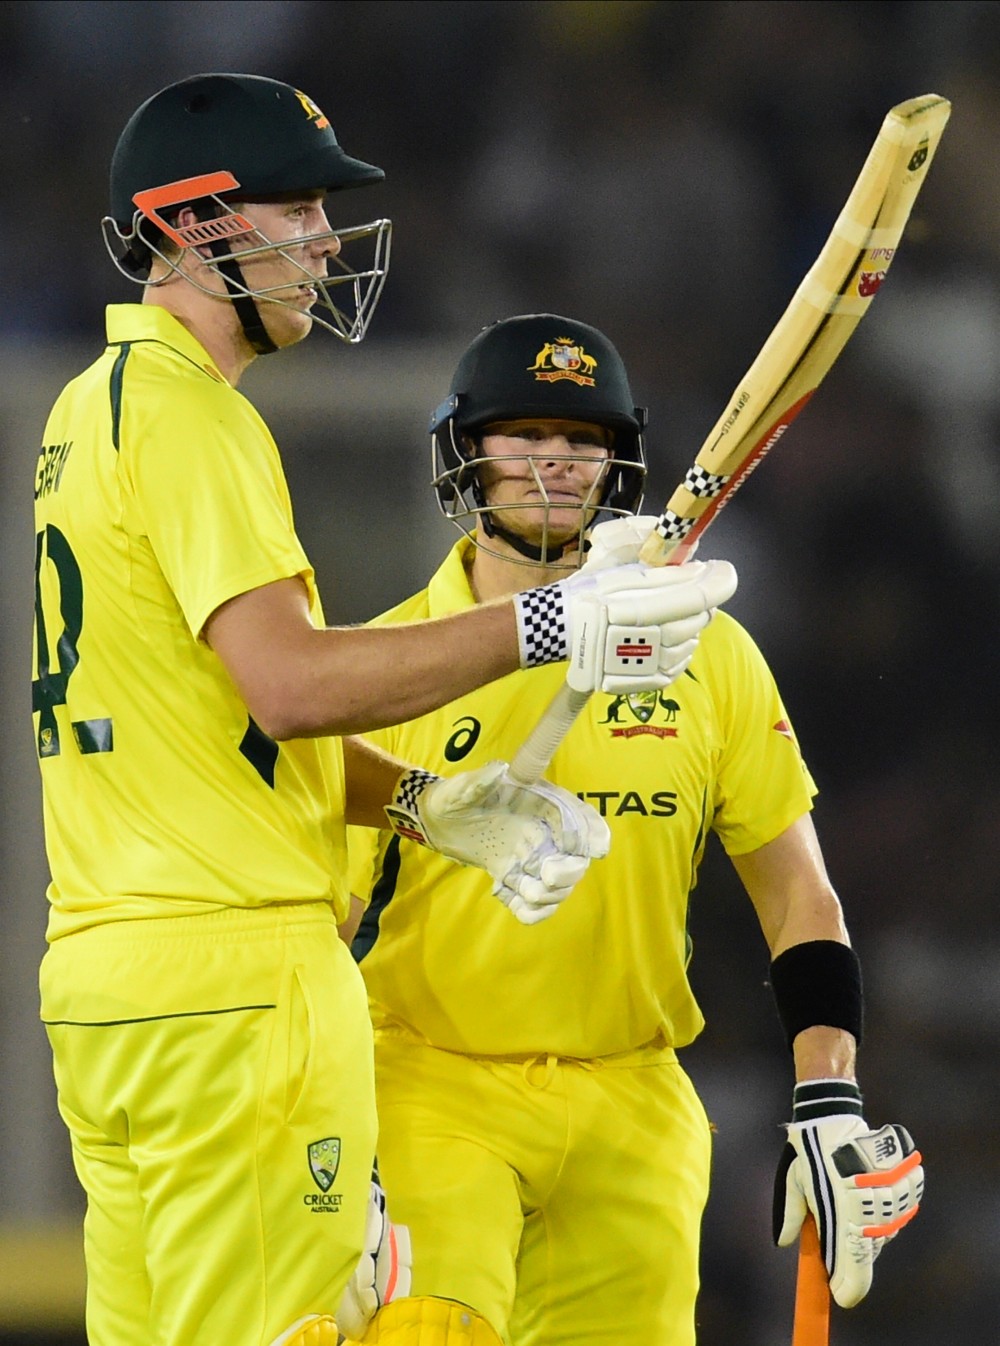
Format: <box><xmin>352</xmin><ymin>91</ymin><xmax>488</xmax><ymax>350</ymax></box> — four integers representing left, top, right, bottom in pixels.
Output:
<box><xmin>580</xmin><ymin>515</ymin><xmax>664</xmax><ymax>571</ymax></box>
<box><xmin>336</xmin><ymin>1181</ymin><xmax>412</xmax><ymax>1339</ymax></box>
<box><xmin>513</xmin><ymin>553</ymin><xmax>736</xmax><ymax>692</ymax></box>
<box><xmin>773</xmin><ymin>1081</ymin><xmax>924</xmax><ymax>1308</ymax></box>
<box><xmin>566</xmin><ymin>559</ymin><xmax>736</xmax><ymax>694</ymax></box>
<box><xmin>385</xmin><ymin>761</ymin><xmax>610</xmax><ymax>924</ymax></box>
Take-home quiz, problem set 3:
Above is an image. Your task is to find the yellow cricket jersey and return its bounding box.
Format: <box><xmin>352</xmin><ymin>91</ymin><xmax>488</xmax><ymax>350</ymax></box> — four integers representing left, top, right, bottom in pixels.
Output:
<box><xmin>348</xmin><ymin>536</ymin><xmax>818</xmax><ymax>1058</ymax></box>
<box><xmin>33</xmin><ymin>304</ymin><xmax>347</xmax><ymax>939</ymax></box>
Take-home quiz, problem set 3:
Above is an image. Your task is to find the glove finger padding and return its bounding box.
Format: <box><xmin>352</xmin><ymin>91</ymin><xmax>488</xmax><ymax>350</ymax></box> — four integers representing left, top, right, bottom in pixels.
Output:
<box><xmin>565</xmin><ymin>559</ymin><xmax>737</xmax><ymax>695</ymax></box>
<box><xmin>774</xmin><ymin>1095</ymin><xmax>924</xmax><ymax>1309</ymax></box>
<box><xmin>508</xmin><ymin>773</ymin><xmax>610</xmax><ymax>860</ymax></box>
<box><xmin>593</xmin><ymin>557</ymin><xmax>738</xmax><ymax>623</ymax></box>
<box><xmin>582</xmin><ymin>515</ymin><xmax>661</xmax><ymax>571</ymax></box>
<box><xmin>494</xmin><ymin>851</ymin><xmax>590</xmax><ymax>925</ymax></box>
<box><xmin>336</xmin><ymin>1182</ymin><xmax>412</xmax><ymax>1339</ymax></box>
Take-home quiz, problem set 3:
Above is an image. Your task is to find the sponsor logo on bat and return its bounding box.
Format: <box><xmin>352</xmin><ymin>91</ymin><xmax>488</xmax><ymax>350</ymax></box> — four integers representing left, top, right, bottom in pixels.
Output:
<box><xmin>726</xmin><ymin>423</ymin><xmax>789</xmax><ymax>492</ymax></box>
<box><xmin>858</xmin><ymin>270</ymin><xmax>887</xmax><ymax>298</ymax></box>
<box><xmin>714</xmin><ymin>390</ymin><xmax>751</xmax><ymax>442</ymax></box>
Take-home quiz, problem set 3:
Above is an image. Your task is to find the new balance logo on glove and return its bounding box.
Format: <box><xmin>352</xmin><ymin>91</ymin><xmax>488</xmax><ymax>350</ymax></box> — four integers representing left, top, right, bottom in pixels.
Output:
<box><xmin>774</xmin><ymin>1080</ymin><xmax>924</xmax><ymax>1308</ymax></box>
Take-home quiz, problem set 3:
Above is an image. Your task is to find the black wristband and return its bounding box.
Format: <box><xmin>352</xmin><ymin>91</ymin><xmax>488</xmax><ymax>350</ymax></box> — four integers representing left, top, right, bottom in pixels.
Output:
<box><xmin>769</xmin><ymin>939</ymin><xmax>864</xmax><ymax>1052</ymax></box>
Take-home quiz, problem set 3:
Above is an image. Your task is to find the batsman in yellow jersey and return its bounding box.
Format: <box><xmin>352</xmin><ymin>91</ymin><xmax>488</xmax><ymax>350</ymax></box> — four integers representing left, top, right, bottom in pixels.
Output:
<box><xmin>345</xmin><ymin>315</ymin><xmax>925</xmax><ymax>1346</ymax></box>
<box><xmin>31</xmin><ymin>81</ymin><xmax>743</xmax><ymax>1346</ymax></box>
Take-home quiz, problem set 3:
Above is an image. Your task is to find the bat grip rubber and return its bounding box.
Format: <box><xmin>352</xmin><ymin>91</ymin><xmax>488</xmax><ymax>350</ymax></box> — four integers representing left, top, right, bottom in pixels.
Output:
<box><xmin>508</xmin><ymin>684</ymin><xmax>592</xmax><ymax>784</ymax></box>
<box><xmin>792</xmin><ymin>1215</ymin><xmax>831</xmax><ymax>1346</ymax></box>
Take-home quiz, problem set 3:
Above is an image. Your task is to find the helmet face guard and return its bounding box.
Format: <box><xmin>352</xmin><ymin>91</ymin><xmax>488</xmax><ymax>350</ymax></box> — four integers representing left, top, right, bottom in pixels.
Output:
<box><xmin>430</xmin><ymin>315</ymin><xmax>648</xmax><ymax>568</ymax></box>
<box><xmin>105</xmin><ymin>74</ymin><xmax>390</xmax><ymax>346</ymax></box>
<box><xmin>102</xmin><ymin>170</ymin><xmax>391</xmax><ymax>345</ymax></box>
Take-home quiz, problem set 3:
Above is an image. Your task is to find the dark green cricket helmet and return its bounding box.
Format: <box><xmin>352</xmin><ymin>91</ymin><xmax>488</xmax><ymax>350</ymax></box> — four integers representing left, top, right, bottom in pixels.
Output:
<box><xmin>430</xmin><ymin>314</ymin><xmax>647</xmax><ymax>562</ymax></box>
<box><xmin>103</xmin><ymin>73</ymin><xmax>390</xmax><ymax>346</ymax></box>
<box><xmin>109</xmin><ymin>73</ymin><xmax>384</xmax><ymax>227</ymax></box>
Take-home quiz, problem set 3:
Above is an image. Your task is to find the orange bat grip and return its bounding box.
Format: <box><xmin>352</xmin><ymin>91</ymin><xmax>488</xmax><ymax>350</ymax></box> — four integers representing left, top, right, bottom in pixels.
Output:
<box><xmin>792</xmin><ymin>1216</ymin><xmax>831</xmax><ymax>1346</ymax></box>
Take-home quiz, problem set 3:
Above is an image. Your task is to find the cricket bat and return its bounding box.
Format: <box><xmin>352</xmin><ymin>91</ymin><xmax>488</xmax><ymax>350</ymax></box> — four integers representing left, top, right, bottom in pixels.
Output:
<box><xmin>508</xmin><ymin>92</ymin><xmax>951</xmax><ymax>785</ymax></box>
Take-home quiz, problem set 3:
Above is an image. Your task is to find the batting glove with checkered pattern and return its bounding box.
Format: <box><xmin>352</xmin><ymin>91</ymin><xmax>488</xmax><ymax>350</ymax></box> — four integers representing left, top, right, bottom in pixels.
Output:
<box><xmin>773</xmin><ymin>1080</ymin><xmax>924</xmax><ymax>1308</ymax></box>
<box><xmin>385</xmin><ymin>761</ymin><xmax>610</xmax><ymax>924</ymax></box>
<box><xmin>513</xmin><ymin>555</ymin><xmax>736</xmax><ymax>694</ymax></box>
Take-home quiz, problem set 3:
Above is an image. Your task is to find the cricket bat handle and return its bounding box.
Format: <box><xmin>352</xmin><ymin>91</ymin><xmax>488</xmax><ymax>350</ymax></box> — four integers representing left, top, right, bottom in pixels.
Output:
<box><xmin>508</xmin><ymin>683</ymin><xmax>590</xmax><ymax>784</ymax></box>
<box><xmin>793</xmin><ymin>1216</ymin><xmax>831</xmax><ymax>1346</ymax></box>
<box><xmin>508</xmin><ymin>540</ymin><xmax>682</xmax><ymax>786</ymax></box>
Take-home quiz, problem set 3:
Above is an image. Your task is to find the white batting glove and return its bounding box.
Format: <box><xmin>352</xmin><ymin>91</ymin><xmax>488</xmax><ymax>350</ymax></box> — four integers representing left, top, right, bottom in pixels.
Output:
<box><xmin>773</xmin><ymin>1080</ymin><xmax>924</xmax><ymax>1308</ymax></box>
<box><xmin>580</xmin><ymin>515</ymin><xmax>664</xmax><ymax>571</ymax></box>
<box><xmin>513</xmin><ymin>556</ymin><xmax>737</xmax><ymax>694</ymax></box>
<box><xmin>384</xmin><ymin>761</ymin><xmax>610</xmax><ymax>924</ymax></box>
<box><xmin>336</xmin><ymin>1180</ymin><xmax>412</xmax><ymax>1339</ymax></box>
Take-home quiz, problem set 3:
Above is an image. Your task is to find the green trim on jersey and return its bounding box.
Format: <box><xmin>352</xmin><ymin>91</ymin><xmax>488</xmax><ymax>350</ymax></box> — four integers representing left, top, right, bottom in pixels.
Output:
<box><xmin>34</xmin><ymin>305</ymin><xmax>348</xmax><ymax>938</ymax></box>
<box><xmin>108</xmin><ymin>343</ymin><xmax>130</xmax><ymax>451</ymax></box>
<box><xmin>353</xmin><ymin>834</ymin><xmax>402</xmax><ymax>963</ymax></box>
<box><xmin>348</xmin><ymin>536</ymin><xmax>817</xmax><ymax>1058</ymax></box>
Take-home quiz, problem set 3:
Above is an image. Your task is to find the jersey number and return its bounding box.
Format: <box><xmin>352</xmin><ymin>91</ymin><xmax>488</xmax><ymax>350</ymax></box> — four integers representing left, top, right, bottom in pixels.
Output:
<box><xmin>32</xmin><ymin>525</ymin><xmax>113</xmax><ymax>758</ymax></box>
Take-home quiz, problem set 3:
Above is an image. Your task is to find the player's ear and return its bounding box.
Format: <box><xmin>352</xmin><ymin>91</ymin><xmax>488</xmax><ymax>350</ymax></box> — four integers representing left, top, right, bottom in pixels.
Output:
<box><xmin>171</xmin><ymin>203</ymin><xmax>224</xmax><ymax>263</ymax></box>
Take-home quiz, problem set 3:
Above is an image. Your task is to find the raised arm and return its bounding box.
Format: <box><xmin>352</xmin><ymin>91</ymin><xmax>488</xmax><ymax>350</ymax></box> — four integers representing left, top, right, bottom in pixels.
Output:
<box><xmin>204</xmin><ymin>559</ymin><xmax>737</xmax><ymax>741</ymax></box>
<box><xmin>204</xmin><ymin>577</ymin><xmax>521</xmax><ymax>740</ymax></box>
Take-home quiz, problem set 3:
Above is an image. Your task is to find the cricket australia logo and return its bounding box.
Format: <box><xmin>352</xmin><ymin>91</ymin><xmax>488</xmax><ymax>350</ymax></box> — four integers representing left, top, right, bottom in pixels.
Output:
<box><xmin>527</xmin><ymin>338</ymin><xmax>597</xmax><ymax>387</ymax></box>
<box><xmin>599</xmin><ymin>690</ymin><xmax>680</xmax><ymax>739</ymax></box>
<box><xmin>307</xmin><ymin>1137</ymin><xmax>341</xmax><ymax>1192</ymax></box>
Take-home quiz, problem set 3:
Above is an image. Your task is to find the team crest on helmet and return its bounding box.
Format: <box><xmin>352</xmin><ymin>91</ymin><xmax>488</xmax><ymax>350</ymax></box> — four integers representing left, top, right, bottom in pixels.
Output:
<box><xmin>527</xmin><ymin>338</ymin><xmax>598</xmax><ymax>387</ymax></box>
<box><xmin>294</xmin><ymin>88</ymin><xmax>331</xmax><ymax>129</ymax></box>
<box><xmin>598</xmin><ymin>690</ymin><xmax>680</xmax><ymax>739</ymax></box>
<box><xmin>307</xmin><ymin>1137</ymin><xmax>341</xmax><ymax>1191</ymax></box>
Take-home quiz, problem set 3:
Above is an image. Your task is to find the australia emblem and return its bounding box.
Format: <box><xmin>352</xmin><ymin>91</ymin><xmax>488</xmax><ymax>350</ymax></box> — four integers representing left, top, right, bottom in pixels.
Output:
<box><xmin>527</xmin><ymin>338</ymin><xmax>597</xmax><ymax>387</ymax></box>
<box><xmin>599</xmin><ymin>690</ymin><xmax>680</xmax><ymax>739</ymax></box>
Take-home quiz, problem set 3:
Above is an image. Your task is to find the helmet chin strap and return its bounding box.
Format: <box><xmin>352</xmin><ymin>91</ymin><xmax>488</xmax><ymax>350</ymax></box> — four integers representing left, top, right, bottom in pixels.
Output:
<box><xmin>480</xmin><ymin>510</ymin><xmax>578</xmax><ymax>564</ymax></box>
<box><xmin>467</xmin><ymin>440</ymin><xmax>584</xmax><ymax>563</ymax></box>
<box><xmin>207</xmin><ymin>237</ymin><xmax>278</xmax><ymax>356</ymax></box>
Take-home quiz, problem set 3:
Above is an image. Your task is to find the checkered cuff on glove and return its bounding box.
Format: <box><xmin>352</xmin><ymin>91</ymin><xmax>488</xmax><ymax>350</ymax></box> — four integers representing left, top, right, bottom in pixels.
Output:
<box><xmin>384</xmin><ymin>768</ymin><xmax>438</xmax><ymax>847</ymax></box>
<box><xmin>513</xmin><ymin>585</ymin><xmax>568</xmax><ymax>668</ymax></box>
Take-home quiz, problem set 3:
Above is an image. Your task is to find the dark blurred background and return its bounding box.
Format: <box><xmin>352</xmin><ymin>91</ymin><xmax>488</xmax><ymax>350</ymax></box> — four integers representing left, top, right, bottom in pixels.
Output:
<box><xmin>1</xmin><ymin>2</ymin><xmax>998</xmax><ymax>1343</ymax></box>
